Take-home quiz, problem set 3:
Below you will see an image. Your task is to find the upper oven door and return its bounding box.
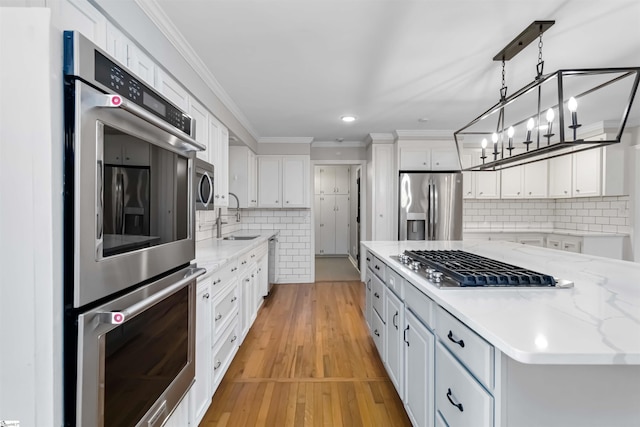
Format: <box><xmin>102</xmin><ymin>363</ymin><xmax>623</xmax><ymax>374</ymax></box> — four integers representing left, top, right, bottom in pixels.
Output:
<box><xmin>68</xmin><ymin>79</ymin><xmax>198</xmax><ymax>307</ymax></box>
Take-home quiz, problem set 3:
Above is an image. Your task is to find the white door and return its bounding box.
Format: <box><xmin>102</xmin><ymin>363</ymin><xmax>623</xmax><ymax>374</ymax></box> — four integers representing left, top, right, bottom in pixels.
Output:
<box><xmin>193</xmin><ymin>279</ymin><xmax>212</xmax><ymax>425</ymax></box>
<box><xmin>257</xmin><ymin>156</ymin><xmax>282</xmax><ymax>207</ymax></box>
<box><xmin>319</xmin><ymin>195</ymin><xmax>336</xmax><ymax>254</ymax></box>
<box><xmin>314</xmin><ymin>195</ymin><xmax>324</xmax><ymax>254</ymax></box>
<box><xmin>373</xmin><ymin>144</ymin><xmax>394</xmax><ymax>240</ymax></box>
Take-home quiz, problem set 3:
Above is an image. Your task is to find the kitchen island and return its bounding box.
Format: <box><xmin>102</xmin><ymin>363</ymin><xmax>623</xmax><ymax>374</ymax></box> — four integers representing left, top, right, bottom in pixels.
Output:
<box><xmin>361</xmin><ymin>240</ymin><xmax>640</xmax><ymax>427</ymax></box>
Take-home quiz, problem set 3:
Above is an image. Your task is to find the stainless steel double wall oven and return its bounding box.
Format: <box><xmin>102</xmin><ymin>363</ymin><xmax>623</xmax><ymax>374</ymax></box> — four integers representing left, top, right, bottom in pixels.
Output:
<box><xmin>63</xmin><ymin>32</ymin><xmax>205</xmax><ymax>427</ymax></box>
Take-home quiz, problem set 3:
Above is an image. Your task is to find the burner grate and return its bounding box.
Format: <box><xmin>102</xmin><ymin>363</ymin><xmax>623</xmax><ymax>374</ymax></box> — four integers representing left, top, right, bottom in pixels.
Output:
<box><xmin>405</xmin><ymin>250</ymin><xmax>556</xmax><ymax>287</ymax></box>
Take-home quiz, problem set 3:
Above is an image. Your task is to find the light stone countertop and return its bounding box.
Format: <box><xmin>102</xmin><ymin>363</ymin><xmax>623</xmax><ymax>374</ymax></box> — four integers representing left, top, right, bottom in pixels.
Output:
<box><xmin>195</xmin><ymin>230</ymin><xmax>278</xmax><ymax>277</ymax></box>
<box><xmin>362</xmin><ymin>239</ymin><xmax>640</xmax><ymax>365</ymax></box>
<box><xmin>463</xmin><ymin>227</ymin><xmax>628</xmax><ymax>237</ymax></box>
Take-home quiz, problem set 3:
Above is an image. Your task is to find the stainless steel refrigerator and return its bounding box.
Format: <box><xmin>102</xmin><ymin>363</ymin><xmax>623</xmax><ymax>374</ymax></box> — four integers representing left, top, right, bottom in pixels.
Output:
<box><xmin>399</xmin><ymin>172</ymin><xmax>463</xmax><ymax>240</ymax></box>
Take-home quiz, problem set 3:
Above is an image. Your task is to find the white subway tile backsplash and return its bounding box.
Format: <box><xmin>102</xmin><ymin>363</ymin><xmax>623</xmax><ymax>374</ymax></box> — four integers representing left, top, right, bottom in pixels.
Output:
<box><xmin>463</xmin><ymin>195</ymin><xmax>629</xmax><ymax>235</ymax></box>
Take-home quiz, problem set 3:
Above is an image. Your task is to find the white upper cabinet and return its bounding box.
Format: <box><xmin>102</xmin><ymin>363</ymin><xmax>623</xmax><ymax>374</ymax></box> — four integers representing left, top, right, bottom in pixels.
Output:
<box><xmin>461</xmin><ymin>151</ymin><xmax>476</xmax><ymax>199</ymax></box>
<box><xmin>523</xmin><ymin>160</ymin><xmax>548</xmax><ymax>198</ymax></box>
<box><xmin>371</xmin><ymin>143</ymin><xmax>395</xmax><ymax>240</ymax></box>
<box><xmin>572</xmin><ymin>148</ymin><xmax>601</xmax><ymax>197</ymax></box>
<box><xmin>188</xmin><ymin>97</ymin><xmax>209</xmax><ymax>161</ymax></box>
<box><xmin>105</xmin><ymin>22</ymin><xmax>155</xmax><ymax>87</ymax></box>
<box><xmin>315</xmin><ymin>165</ymin><xmax>350</xmax><ymax>195</ymax></box>
<box><xmin>257</xmin><ymin>155</ymin><xmax>310</xmax><ymax>208</ymax></box>
<box><xmin>548</xmin><ymin>155</ymin><xmax>572</xmax><ymax>198</ymax></box>
<box><xmin>228</xmin><ymin>146</ymin><xmax>257</xmax><ymax>208</ymax></box>
<box><xmin>209</xmin><ymin>116</ymin><xmax>229</xmax><ymax>207</ymax></box>
<box><xmin>155</xmin><ymin>68</ymin><xmax>189</xmax><ymax>111</ymax></box>
<box><xmin>53</xmin><ymin>0</ymin><xmax>107</xmax><ymax>48</ymax></box>
<box><xmin>398</xmin><ymin>141</ymin><xmax>460</xmax><ymax>171</ymax></box>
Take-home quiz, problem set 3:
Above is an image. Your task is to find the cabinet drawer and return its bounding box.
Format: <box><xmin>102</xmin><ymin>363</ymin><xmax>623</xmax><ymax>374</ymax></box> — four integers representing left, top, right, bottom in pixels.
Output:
<box><xmin>238</xmin><ymin>251</ymin><xmax>252</xmax><ymax>271</ymax></box>
<box><xmin>212</xmin><ymin>280</ymin><xmax>238</xmax><ymax>340</ymax></box>
<box><xmin>211</xmin><ymin>259</ymin><xmax>238</xmax><ymax>290</ymax></box>
<box><xmin>371</xmin><ymin>274</ymin><xmax>385</xmax><ymax>321</ymax></box>
<box><xmin>212</xmin><ymin>316</ymin><xmax>239</xmax><ymax>386</ymax></box>
<box><xmin>371</xmin><ymin>255</ymin><xmax>386</xmax><ymax>280</ymax></box>
<box><xmin>436</xmin><ymin>306</ymin><xmax>494</xmax><ymax>390</ymax></box>
<box><xmin>371</xmin><ymin>310</ymin><xmax>385</xmax><ymax>359</ymax></box>
<box><xmin>252</xmin><ymin>242</ymin><xmax>268</xmax><ymax>260</ymax></box>
<box><xmin>386</xmin><ymin>267</ymin><xmax>404</xmax><ymax>298</ymax></box>
<box><xmin>436</xmin><ymin>342</ymin><xmax>493</xmax><ymax>427</ymax></box>
<box><xmin>404</xmin><ymin>281</ymin><xmax>434</xmax><ymax>330</ymax></box>
<box><xmin>546</xmin><ymin>237</ymin><xmax>561</xmax><ymax>250</ymax></box>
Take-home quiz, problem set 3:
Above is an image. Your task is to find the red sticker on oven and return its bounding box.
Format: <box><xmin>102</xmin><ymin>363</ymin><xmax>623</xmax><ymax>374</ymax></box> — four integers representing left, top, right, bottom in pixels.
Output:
<box><xmin>112</xmin><ymin>312</ymin><xmax>124</xmax><ymax>324</ymax></box>
<box><xmin>110</xmin><ymin>95</ymin><xmax>122</xmax><ymax>106</ymax></box>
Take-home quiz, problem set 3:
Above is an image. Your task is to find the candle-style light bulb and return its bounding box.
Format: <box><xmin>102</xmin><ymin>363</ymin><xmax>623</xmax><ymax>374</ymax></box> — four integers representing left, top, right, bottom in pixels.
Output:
<box><xmin>544</xmin><ymin>108</ymin><xmax>555</xmax><ymax>143</ymax></box>
<box><xmin>567</xmin><ymin>96</ymin><xmax>581</xmax><ymax>139</ymax></box>
<box><xmin>491</xmin><ymin>132</ymin><xmax>498</xmax><ymax>157</ymax></box>
<box><xmin>546</xmin><ymin>108</ymin><xmax>555</xmax><ymax>124</ymax></box>
<box><xmin>481</xmin><ymin>138</ymin><xmax>487</xmax><ymax>162</ymax></box>
<box><xmin>525</xmin><ymin>117</ymin><xmax>534</xmax><ymax>142</ymax></box>
<box><xmin>507</xmin><ymin>126</ymin><xmax>514</xmax><ymax>151</ymax></box>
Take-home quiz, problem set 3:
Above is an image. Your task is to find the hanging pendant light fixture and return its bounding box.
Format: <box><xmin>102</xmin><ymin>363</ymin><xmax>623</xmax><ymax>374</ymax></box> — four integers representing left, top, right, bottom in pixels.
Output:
<box><xmin>455</xmin><ymin>20</ymin><xmax>640</xmax><ymax>171</ymax></box>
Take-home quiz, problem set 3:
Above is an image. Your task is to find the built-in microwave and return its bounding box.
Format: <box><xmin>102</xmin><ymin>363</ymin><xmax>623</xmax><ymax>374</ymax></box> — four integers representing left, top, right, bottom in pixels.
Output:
<box><xmin>195</xmin><ymin>158</ymin><xmax>215</xmax><ymax>210</ymax></box>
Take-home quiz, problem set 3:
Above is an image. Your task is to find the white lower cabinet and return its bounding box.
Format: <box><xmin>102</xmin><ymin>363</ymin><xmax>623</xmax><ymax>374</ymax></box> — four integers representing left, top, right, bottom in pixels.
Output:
<box><xmin>435</xmin><ymin>342</ymin><xmax>493</xmax><ymax>427</ymax></box>
<box><xmin>384</xmin><ymin>288</ymin><xmax>404</xmax><ymax>398</ymax></box>
<box><xmin>371</xmin><ymin>307</ymin><xmax>385</xmax><ymax>358</ymax></box>
<box><xmin>364</xmin><ymin>269</ymin><xmax>373</xmax><ymax>331</ymax></box>
<box><xmin>192</xmin><ymin>277</ymin><xmax>213</xmax><ymax>425</ymax></box>
<box><xmin>212</xmin><ymin>316</ymin><xmax>239</xmax><ymax>391</ymax></box>
<box><xmin>403</xmin><ymin>309</ymin><xmax>435</xmax><ymax>427</ymax></box>
<box><xmin>163</xmin><ymin>388</ymin><xmax>191</xmax><ymax>427</ymax></box>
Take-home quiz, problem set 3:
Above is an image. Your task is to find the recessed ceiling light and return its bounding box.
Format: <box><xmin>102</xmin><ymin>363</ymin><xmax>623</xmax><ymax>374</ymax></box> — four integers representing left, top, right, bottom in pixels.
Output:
<box><xmin>418</xmin><ymin>117</ymin><xmax>429</xmax><ymax>122</ymax></box>
<box><xmin>336</xmin><ymin>137</ymin><xmax>344</xmax><ymax>142</ymax></box>
<box><xmin>341</xmin><ymin>115</ymin><xmax>356</xmax><ymax>123</ymax></box>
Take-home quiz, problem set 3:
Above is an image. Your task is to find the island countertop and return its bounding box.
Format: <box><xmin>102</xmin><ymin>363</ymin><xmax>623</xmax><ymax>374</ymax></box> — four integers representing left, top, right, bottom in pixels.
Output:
<box><xmin>361</xmin><ymin>240</ymin><xmax>640</xmax><ymax>365</ymax></box>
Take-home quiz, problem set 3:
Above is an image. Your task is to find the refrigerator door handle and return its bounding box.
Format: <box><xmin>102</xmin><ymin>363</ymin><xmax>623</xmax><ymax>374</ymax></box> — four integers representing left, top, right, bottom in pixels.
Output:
<box><xmin>433</xmin><ymin>181</ymin><xmax>438</xmax><ymax>240</ymax></box>
<box><xmin>428</xmin><ymin>181</ymin><xmax>435</xmax><ymax>240</ymax></box>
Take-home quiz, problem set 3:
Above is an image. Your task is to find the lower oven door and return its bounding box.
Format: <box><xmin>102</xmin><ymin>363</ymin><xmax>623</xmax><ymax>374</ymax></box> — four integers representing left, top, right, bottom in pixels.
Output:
<box><xmin>76</xmin><ymin>266</ymin><xmax>204</xmax><ymax>427</ymax></box>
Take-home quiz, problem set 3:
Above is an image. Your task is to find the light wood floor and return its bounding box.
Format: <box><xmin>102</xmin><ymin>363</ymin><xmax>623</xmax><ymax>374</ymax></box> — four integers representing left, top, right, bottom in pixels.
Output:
<box><xmin>199</xmin><ymin>281</ymin><xmax>411</xmax><ymax>427</ymax></box>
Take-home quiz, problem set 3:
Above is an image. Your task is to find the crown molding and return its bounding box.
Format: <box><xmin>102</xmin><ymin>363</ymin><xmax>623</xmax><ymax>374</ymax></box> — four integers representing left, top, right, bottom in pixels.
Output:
<box><xmin>311</xmin><ymin>140</ymin><xmax>367</xmax><ymax>148</ymax></box>
<box><xmin>394</xmin><ymin>129</ymin><xmax>455</xmax><ymax>140</ymax></box>
<box><xmin>134</xmin><ymin>0</ymin><xmax>260</xmax><ymax>142</ymax></box>
<box><xmin>365</xmin><ymin>133</ymin><xmax>395</xmax><ymax>145</ymax></box>
<box><xmin>258</xmin><ymin>137</ymin><xmax>314</xmax><ymax>144</ymax></box>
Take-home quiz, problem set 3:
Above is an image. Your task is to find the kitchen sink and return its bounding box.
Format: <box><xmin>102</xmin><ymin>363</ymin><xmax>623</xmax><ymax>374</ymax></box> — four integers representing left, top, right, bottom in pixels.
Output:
<box><xmin>222</xmin><ymin>235</ymin><xmax>259</xmax><ymax>240</ymax></box>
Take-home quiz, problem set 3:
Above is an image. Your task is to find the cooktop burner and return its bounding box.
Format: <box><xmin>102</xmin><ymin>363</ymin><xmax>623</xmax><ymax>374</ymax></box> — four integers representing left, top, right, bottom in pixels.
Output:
<box><xmin>392</xmin><ymin>250</ymin><xmax>573</xmax><ymax>288</ymax></box>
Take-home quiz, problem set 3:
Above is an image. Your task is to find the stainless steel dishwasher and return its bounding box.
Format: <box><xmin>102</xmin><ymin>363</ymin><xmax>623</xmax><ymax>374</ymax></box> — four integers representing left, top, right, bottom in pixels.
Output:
<box><xmin>267</xmin><ymin>236</ymin><xmax>279</xmax><ymax>295</ymax></box>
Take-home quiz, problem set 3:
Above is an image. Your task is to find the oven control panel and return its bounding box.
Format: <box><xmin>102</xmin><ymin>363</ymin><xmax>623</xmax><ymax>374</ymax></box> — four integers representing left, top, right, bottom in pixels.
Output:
<box><xmin>94</xmin><ymin>51</ymin><xmax>192</xmax><ymax>136</ymax></box>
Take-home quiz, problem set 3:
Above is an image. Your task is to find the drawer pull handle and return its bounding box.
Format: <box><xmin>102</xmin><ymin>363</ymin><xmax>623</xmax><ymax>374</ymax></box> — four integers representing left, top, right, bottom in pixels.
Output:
<box><xmin>230</xmin><ymin>335</ymin><xmax>237</xmax><ymax>343</ymax></box>
<box><xmin>392</xmin><ymin>311</ymin><xmax>398</xmax><ymax>329</ymax></box>
<box><xmin>203</xmin><ymin>293</ymin><xmax>210</xmax><ymax>299</ymax></box>
<box><xmin>447</xmin><ymin>330</ymin><xmax>465</xmax><ymax>348</ymax></box>
<box><xmin>404</xmin><ymin>325</ymin><xmax>410</xmax><ymax>347</ymax></box>
<box><xmin>374</xmin><ymin>329</ymin><xmax>380</xmax><ymax>337</ymax></box>
<box><xmin>215</xmin><ymin>314</ymin><xmax>222</xmax><ymax>321</ymax></box>
<box><xmin>231</xmin><ymin>296</ymin><xmax>237</xmax><ymax>303</ymax></box>
<box><xmin>374</xmin><ymin>292</ymin><xmax>380</xmax><ymax>299</ymax></box>
<box><xmin>214</xmin><ymin>360</ymin><xmax>221</xmax><ymax>370</ymax></box>
<box><xmin>367</xmin><ymin>279</ymin><xmax>371</xmax><ymax>290</ymax></box>
<box><xmin>366</xmin><ymin>257</ymin><xmax>371</xmax><ymax>262</ymax></box>
<box><xmin>374</xmin><ymin>265</ymin><xmax>380</xmax><ymax>270</ymax></box>
<box><xmin>446</xmin><ymin>388</ymin><xmax>464</xmax><ymax>412</ymax></box>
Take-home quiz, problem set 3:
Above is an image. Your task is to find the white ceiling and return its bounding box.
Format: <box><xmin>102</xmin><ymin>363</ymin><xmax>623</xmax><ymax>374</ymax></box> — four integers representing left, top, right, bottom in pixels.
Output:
<box><xmin>149</xmin><ymin>0</ymin><xmax>640</xmax><ymax>145</ymax></box>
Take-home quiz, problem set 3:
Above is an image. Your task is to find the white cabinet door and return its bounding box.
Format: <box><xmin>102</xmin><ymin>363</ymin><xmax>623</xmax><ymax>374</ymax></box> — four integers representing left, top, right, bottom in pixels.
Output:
<box><xmin>257</xmin><ymin>156</ymin><xmax>282</xmax><ymax>207</ymax></box>
<box><xmin>163</xmin><ymin>389</ymin><xmax>190</xmax><ymax>427</ymax></box>
<box><xmin>475</xmin><ymin>170</ymin><xmax>500</xmax><ymax>199</ymax></box>
<box><xmin>239</xmin><ymin>271</ymin><xmax>252</xmax><ymax>342</ymax></box>
<box><xmin>316</xmin><ymin>166</ymin><xmax>334</xmax><ymax>195</ymax></box>
<box><xmin>365</xmin><ymin>270</ymin><xmax>373</xmax><ymax>330</ymax></box>
<box><xmin>431</xmin><ymin>148</ymin><xmax>460</xmax><ymax>170</ymax></box>
<box><xmin>189</xmin><ymin>98</ymin><xmax>209</xmax><ymax>161</ymax></box>
<box><xmin>105</xmin><ymin>22</ymin><xmax>127</xmax><ymax>66</ymax></box>
<box><xmin>318</xmin><ymin>195</ymin><xmax>335</xmax><ymax>254</ymax></box>
<box><xmin>193</xmin><ymin>279</ymin><xmax>212</xmax><ymax>425</ymax></box>
<box><xmin>461</xmin><ymin>151</ymin><xmax>476</xmax><ymax>199</ymax></box>
<box><xmin>400</xmin><ymin>147</ymin><xmax>431</xmax><ymax>171</ymax></box>
<box><xmin>372</xmin><ymin>144</ymin><xmax>394</xmax><ymax>240</ymax></box>
<box><xmin>573</xmin><ymin>148</ymin><xmax>601</xmax><ymax>197</ymax></box>
<box><xmin>155</xmin><ymin>68</ymin><xmax>189</xmax><ymax>111</ymax></box>
<box><xmin>385</xmin><ymin>289</ymin><xmax>404</xmax><ymax>400</ymax></box>
<box><xmin>523</xmin><ymin>160</ymin><xmax>548</xmax><ymax>198</ymax></box>
<box><xmin>404</xmin><ymin>309</ymin><xmax>435</xmax><ymax>427</ymax></box>
<box><xmin>548</xmin><ymin>155</ymin><xmax>572</xmax><ymax>198</ymax></box>
<box><xmin>314</xmin><ymin>195</ymin><xmax>323</xmax><ymax>254</ymax></box>
<box><xmin>500</xmin><ymin>167</ymin><xmax>523</xmax><ymax>198</ymax></box>
<box><xmin>54</xmin><ymin>0</ymin><xmax>106</xmax><ymax>48</ymax></box>
<box><xmin>282</xmin><ymin>156</ymin><xmax>309</xmax><ymax>207</ymax></box>
<box><xmin>334</xmin><ymin>194</ymin><xmax>350</xmax><ymax>254</ymax></box>
<box><xmin>128</xmin><ymin>46</ymin><xmax>156</xmax><ymax>87</ymax></box>
<box><xmin>229</xmin><ymin>146</ymin><xmax>257</xmax><ymax>208</ymax></box>
<box><xmin>334</xmin><ymin>166</ymin><xmax>350</xmax><ymax>194</ymax></box>
<box><xmin>209</xmin><ymin>117</ymin><xmax>229</xmax><ymax>207</ymax></box>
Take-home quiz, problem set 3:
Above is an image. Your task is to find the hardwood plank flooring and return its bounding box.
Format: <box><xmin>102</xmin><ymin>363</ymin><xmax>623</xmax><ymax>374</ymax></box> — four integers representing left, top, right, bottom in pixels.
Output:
<box><xmin>200</xmin><ymin>281</ymin><xmax>411</xmax><ymax>427</ymax></box>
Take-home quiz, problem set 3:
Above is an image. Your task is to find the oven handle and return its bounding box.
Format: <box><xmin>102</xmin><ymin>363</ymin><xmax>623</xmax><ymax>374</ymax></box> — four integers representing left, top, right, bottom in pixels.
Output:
<box><xmin>94</xmin><ymin>94</ymin><xmax>206</xmax><ymax>152</ymax></box>
<box><xmin>98</xmin><ymin>267</ymin><xmax>206</xmax><ymax>325</ymax></box>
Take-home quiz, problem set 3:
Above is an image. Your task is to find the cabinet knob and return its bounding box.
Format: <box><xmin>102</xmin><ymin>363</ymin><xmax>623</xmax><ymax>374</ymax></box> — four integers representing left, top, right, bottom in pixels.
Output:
<box><xmin>479</xmin><ymin>192</ymin><xmax>484</xmax><ymax>195</ymax></box>
<box><xmin>517</xmin><ymin>192</ymin><xmax>520</xmax><ymax>195</ymax></box>
<box><xmin>203</xmin><ymin>293</ymin><xmax>210</xmax><ymax>299</ymax></box>
<box><xmin>576</xmin><ymin>189</ymin><xmax>580</xmax><ymax>193</ymax></box>
<box><xmin>529</xmin><ymin>191</ymin><xmax>532</xmax><ymax>195</ymax></box>
<box><xmin>564</xmin><ymin>191</ymin><xmax>568</xmax><ymax>194</ymax></box>
<box><xmin>215</xmin><ymin>314</ymin><xmax>222</xmax><ymax>321</ymax></box>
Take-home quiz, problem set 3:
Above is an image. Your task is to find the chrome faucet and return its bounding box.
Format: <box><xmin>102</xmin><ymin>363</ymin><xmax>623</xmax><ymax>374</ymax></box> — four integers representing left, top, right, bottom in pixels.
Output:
<box><xmin>228</xmin><ymin>192</ymin><xmax>241</xmax><ymax>222</ymax></box>
<box><xmin>216</xmin><ymin>208</ymin><xmax>226</xmax><ymax>238</ymax></box>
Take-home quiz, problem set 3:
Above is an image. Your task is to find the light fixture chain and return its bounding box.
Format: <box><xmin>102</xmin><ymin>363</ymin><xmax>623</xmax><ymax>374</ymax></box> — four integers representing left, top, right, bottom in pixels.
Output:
<box><xmin>536</xmin><ymin>31</ymin><xmax>544</xmax><ymax>78</ymax></box>
<box><xmin>500</xmin><ymin>58</ymin><xmax>507</xmax><ymax>100</ymax></box>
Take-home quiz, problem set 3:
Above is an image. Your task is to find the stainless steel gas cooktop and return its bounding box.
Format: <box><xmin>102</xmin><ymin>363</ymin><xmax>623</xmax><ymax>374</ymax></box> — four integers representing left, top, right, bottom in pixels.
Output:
<box><xmin>391</xmin><ymin>250</ymin><xmax>574</xmax><ymax>289</ymax></box>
